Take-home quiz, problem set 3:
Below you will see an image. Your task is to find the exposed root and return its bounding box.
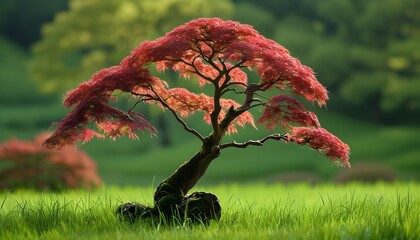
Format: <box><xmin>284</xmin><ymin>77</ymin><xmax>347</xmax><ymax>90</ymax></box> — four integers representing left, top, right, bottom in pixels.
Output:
<box><xmin>116</xmin><ymin>191</ymin><xmax>221</xmax><ymax>224</ymax></box>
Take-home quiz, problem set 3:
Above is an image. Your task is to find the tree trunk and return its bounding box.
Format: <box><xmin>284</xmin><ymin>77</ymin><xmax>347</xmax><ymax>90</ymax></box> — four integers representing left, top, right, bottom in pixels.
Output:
<box><xmin>153</xmin><ymin>135</ymin><xmax>220</xmax><ymax>214</ymax></box>
<box><xmin>116</xmin><ymin>101</ymin><xmax>253</xmax><ymax>222</ymax></box>
<box><xmin>149</xmin><ymin>105</ymin><xmax>248</xmax><ymax>218</ymax></box>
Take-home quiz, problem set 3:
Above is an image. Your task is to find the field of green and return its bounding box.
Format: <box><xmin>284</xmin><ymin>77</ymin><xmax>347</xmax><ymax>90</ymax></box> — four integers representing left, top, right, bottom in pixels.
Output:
<box><xmin>1</xmin><ymin>183</ymin><xmax>419</xmax><ymax>239</ymax></box>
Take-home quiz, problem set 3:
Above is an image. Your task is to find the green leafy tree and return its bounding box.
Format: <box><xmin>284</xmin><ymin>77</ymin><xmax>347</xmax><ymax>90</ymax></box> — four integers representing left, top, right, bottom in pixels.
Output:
<box><xmin>30</xmin><ymin>0</ymin><xmax>232</xmax><ymax>93</ymax></box>
<box><xmin>235</xmin><ymin>0</ymin><xmax>420</xmax><ymax>123</ymax></box>
<box><xmin>231</xmin><ymin>1</ymin><xmax>275</xmax><ymax>37</ymax></box>
<box><xmin>0</xmin><ymin>0</ymin><xmax>68</xmax><ymax>48</ymax></box>
<box><xmin>311</xmin><ymin>0</ymin><xmax>420</xmax><ymax>121</ymax></box>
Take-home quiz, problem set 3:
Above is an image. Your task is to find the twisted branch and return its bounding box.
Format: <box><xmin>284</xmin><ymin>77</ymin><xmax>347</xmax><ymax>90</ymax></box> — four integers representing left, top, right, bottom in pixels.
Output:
<box><xmin>220</xmin><ymin>133</ymin><xmax>288</xmax><ymax>149</ymax></box>
<box><xmin>130</xmin><ymin>89</ymin><xmax>205</xmax><ymax>142</ymax></box>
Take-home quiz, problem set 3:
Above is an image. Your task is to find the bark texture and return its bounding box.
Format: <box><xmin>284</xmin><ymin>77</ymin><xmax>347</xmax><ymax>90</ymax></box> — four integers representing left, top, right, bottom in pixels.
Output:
<box><xmin>116</xmin><ymin>136</ymin><xmax>222</xmax><ymax>223</ymax></box>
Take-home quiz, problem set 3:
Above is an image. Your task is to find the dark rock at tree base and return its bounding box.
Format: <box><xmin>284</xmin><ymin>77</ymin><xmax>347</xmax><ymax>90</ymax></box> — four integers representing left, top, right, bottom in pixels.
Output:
<box><xmin>179</xmin><ymin>191</ymin><xmax>222</xmax><ymax>223</ymax></box>
<box><xmin>116</xmin><ymin>191</ymin><xmax>221</xmax><ymax>224</ymax></box>
<box><xmin>115</xmin><ymin>202</ymin><xmax>155</xmax><ymax>223</ymax></box>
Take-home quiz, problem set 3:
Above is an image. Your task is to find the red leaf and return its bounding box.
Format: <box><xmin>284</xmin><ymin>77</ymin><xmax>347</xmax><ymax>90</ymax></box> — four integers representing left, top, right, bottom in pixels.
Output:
<box><xmin>97</xmin><ymin>111</ymin><xmax>157</xmax><ymax>141</ymax></box>
<box><xmin>162</xmin><ymin>88</ymin><xmax>213</xmax><ymax>117</ymax></box>
<box><xmin>288</xmin><ymin>127</ymin><xmax>350</xmax><ymax>168</ymax></box>
<box><xmin>79</xmin><ymin>129</ymin><xmax>105</xmax><ymax>144</ymax></box>
<box><xmin>258</xmin><ymin>95</ymin><xmax>320</xmax><ymax>130</ymax></box>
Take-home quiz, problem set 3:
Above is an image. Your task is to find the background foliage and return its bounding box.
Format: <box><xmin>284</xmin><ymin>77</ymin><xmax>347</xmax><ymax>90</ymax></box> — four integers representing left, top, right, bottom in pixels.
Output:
<box><xmin>233</xmin><ymin>0</ymin><xmax>420</xmax><ymax>124</ymax></box>
<box><xmin>30</xmin><ymin>0</ymin><xmax>232</xmax><ymax>93</ymax></box>
<box><xmin>0</xmin><ymin>0</ymin><xmax>419</xmax><ymax>188</ymax></box>
<box><xmin>0</xmin><ymin>133</ymin><xmax>101</xmax><ymax>191</ymax></box>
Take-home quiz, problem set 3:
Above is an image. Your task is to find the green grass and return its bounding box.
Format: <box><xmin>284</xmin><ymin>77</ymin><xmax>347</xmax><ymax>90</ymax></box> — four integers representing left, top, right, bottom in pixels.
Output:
<box><xmin>0</xmin><ymin>182</ymin><xmax>419</xmax><ymax>239</ymax></box>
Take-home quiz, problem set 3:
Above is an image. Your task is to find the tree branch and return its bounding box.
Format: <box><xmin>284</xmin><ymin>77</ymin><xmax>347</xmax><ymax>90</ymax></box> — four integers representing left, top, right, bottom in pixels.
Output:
<box><xmin>226</xmin><ymin>59</ymin><xmax>248</xmax><ymax>73</ymax></box>
<box><xmin>220</xmin><ymin>133</ymin><xmax>288</xmax><ymax>149</ymax></box>
<box><xmin>226</xmin><ymin>81</ymin><xmax>248</xmax><ymax>88</ymax></box>
<box><xmin>221</xmin><ymin>87</ymin><xmax>241</xmax><ymax>96</ymax></box>
<box><xmin>217</xmin><ymin>84</ymin><xmax>263</xmax><ymax>139</ymax></box>
<box><xmin>135</xmin><ymin>88</ymin><xmax>205</xmax><ymax>142</ymax></box>
<box><xmin>238</xmin><ymin>101</ymin><xmax>266</xmax><ymax>112</ymax></box>
<box><xmin>236</xmin><ymin>83</ymin><xmax>261</xmax><ymax>113</ymax></box>
<box><xmin>171</xmin><ymin>56</ymin><xmax>214</xmax><ymax>83</ymax></box>
<box><xmin>195</xmin><ymin>40</ymin><xmax>222</xmax><ymax>74</ymax></box>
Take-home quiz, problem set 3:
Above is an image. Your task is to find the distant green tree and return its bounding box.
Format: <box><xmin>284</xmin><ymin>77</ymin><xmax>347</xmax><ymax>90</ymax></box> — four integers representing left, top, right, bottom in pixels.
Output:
<box><xmin>310</xmin><ymin>0</ymin><xmax>420</xmax><ymax>122</ymax></box>
<box><xmin>231</xmin><ymin>1</ymin><xmax>275</xmax><ymax>37</ymax></box>
<box><xmin>374</xmin><ymin>2</ymin><xmax>420</xmax><ymax>117</ymax></box>
<box><xmin>30</xmin><ymin>0</ymin><xmax>232</xmax><ymax>93</ymax></box>
<box><xmin>30</xmin><ymin>0</ymin><xmax>232</xmax><ymax>145</ymax></box>
<box><xmin>0</xmin><ymin>0</ymin><xmax>68</xmax><ymax>48</ymax></box>
<box><xmin>234</xmin><ymin>0</ymin><xmax>420</xmax><ymax>123</ymax></box>
<box><xmin>0</xmin><ymin>37</ymin><xmax>30</xmax><ymax>104</ymax></box>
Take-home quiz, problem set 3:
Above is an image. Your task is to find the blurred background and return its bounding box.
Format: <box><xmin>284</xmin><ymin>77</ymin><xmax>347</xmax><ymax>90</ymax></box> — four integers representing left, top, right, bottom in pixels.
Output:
<box><xmin>0</xmin><ymin>0</ymin><xmax>419</xmax><ymax>189</ymax></box>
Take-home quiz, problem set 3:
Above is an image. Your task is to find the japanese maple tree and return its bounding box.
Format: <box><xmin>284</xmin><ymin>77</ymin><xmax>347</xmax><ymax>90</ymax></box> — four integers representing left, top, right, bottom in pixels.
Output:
<box><xmin>45</xmin><ymin>18</ymin><xmax>350</xmax><ymax>223</ymax></box>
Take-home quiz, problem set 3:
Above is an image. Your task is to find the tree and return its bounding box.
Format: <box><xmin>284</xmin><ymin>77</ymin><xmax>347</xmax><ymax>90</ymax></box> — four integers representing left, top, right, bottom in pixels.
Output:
<box><xmin>30</xmin><ymin>0</ymin><xmax>232</xmax><ymax>93</ymax></box>
<box><xmin>0</xmin><ymin>132</ymin><xmax>101</xmax><ymax>191</ymax></box>
<box><xmin>234</xmin><ymin>0</ymin><xmax>420</xmax><ymax>123</ymax></box>
<box><xmin>44</xmin><ymin>18</ymin><xmax>350</xmax><ymax>223</ymax></box>
<box><xmin>313</xmin><ymin>0</ymin><xmax>419</xmax><ymax>122</ymax></box>
<box><xmin>30</xmin><ymin>0</ymin><xmax>232</xmax><ymax>146</ymax></box>
<box><xmin>0</xmin><ymin>0</ymin><xmax>68</xmax><ymax>48</ymax></box>
<box><xmin>308</xmin><ymin>0</ymin><xmax>420</xmax><ymax>122</ymax></box>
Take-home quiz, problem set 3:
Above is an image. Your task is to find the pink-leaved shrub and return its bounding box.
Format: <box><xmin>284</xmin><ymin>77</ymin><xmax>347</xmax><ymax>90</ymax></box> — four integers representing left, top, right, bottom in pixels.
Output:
<box><xmin>0</xmin><ymin>133</ymin><xmax>101</xmax><ymax>191</ymax></box>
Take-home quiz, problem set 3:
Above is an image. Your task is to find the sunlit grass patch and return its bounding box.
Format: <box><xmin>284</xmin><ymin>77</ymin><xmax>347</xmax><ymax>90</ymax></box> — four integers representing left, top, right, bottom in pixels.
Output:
<box><xmin>0</xmin><ymin>182</ymin><xmax>419</xmax><ymax>239</ymax></box>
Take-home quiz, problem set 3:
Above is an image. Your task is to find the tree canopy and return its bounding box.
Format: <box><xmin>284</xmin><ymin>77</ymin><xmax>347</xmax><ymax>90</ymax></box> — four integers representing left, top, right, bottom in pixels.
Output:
<box><xmin>45</xmin><ymin>18</ymin><xmax>349</xmax><ymax>168</ymax></box>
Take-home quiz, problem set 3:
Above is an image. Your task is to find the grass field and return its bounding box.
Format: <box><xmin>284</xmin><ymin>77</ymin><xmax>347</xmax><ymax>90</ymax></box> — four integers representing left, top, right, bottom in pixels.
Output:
<box><xmin>1</xmin><ymin>182</ymin><xmax>419</xmax><ymax>239</ymax></box>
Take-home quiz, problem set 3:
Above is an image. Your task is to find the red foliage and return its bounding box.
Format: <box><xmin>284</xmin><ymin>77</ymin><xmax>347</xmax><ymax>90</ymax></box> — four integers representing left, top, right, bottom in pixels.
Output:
<box><xmin>44</xmin><ymin>18</ymin><xmax>349</xmax><ymax>168</ymax></box>
<box><xmin>287</xmin><ymin>127</ymin><xmax>350</xmax><ymax>168</ymax></box>
<box><xmin>0</xmin><ymin>133</ymin><xmax>102</xmax><ymax>191</ymax></box>
<box><xmin>136</xmin><ymin>18</ymin><xmax>327</xmax><ymax>104</ymax></box>
<box><xmin>258</xmin><ymin>95</ymin><xmax>320</xmax><ymax>130</ymax></box>
<box><xmin>160</xmin><ymin>88</ymin><xmax>213</xmax><ymax>117</ymax></box>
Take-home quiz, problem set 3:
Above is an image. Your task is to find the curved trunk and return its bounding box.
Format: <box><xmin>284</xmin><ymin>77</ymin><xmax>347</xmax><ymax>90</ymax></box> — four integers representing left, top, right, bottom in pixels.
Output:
<box><xmin>153</xmin><ymin>135</ymin><xmax>220</xmax><ymax>213</ymax></box>
<box><xmin>152</xmin><ymin>89</ymin><xmax>256</xmax><ymax>215</ymax></box>
<box><xmin>118</xmin><ymin>89</ymin><xmax>258</xmax><ymax>221</ymax></box>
